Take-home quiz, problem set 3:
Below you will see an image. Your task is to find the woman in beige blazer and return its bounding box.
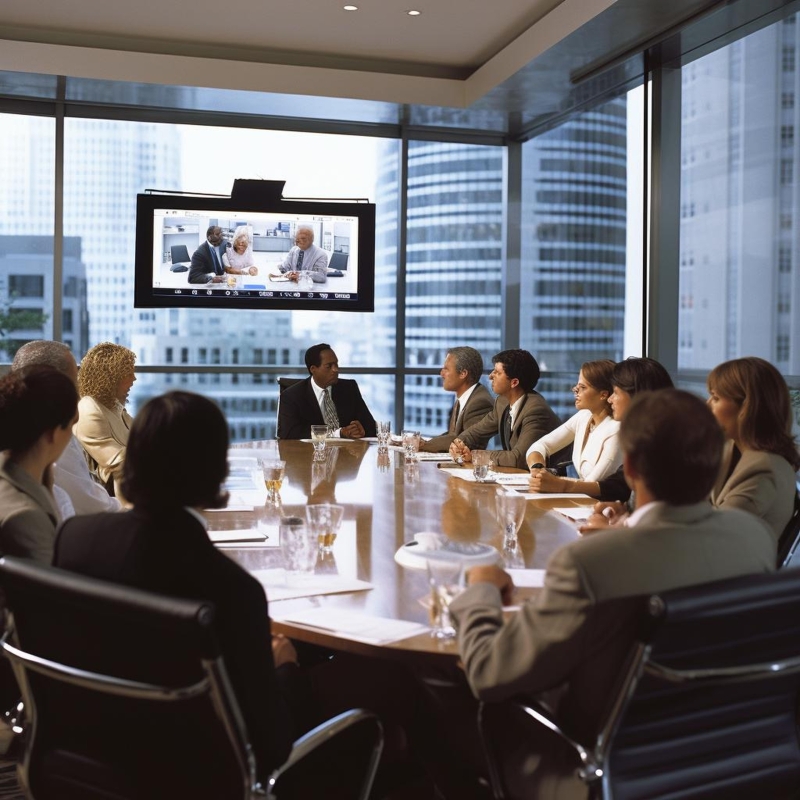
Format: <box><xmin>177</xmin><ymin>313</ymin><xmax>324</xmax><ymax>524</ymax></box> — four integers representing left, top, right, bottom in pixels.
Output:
<box><xmin>73</xmin><ymin>342</ymin><xmax>136</xmax><ymax>499</ymax></box>
<box><xmin>707</xmin><ymin>357</ymin><xmax>800</xmax><ymax>544</ymax></box>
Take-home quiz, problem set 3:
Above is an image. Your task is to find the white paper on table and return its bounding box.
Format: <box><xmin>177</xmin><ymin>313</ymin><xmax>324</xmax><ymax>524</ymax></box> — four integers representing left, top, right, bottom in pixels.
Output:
<box><xmin>299</xmin><ymin>438</ymin><xmax>355</xmax><ymax>444</ymax></box>
<box><xmin>506</xmin><ymin>568</ymin><xmax>547</xmax><ymax>588</ymax></box>
<box><xmin>416</xmin><ymin>452</ymin><xmax>454</xmax><ymax>462</ymax></box>
<box><xmin>208</xmin><ymin>529</ymin><xmax>270</xmax><ymax>544</ymax></box>
<box><xmin>252</xmin><ymin>569</ymin><xmax>373</xmax><ymax>601</ymax></box>
<box><xmin>508</xmin><ymin>491</ymin><xmax>595</xmax><ymax>500</ymax></box>
<box><xmin>553</xmin><ymin>506</ymin><xmax>595</xmax><ymax>522</ymax></box>
<box><xmin>272</xmin><ymin>606</ymin><xmax>429</xmax><ymax>645</ymax></box>
<box><xmin>493</xmin><ymin>474</ymin><xmax>530</xmax><ymax>485</ymax></box>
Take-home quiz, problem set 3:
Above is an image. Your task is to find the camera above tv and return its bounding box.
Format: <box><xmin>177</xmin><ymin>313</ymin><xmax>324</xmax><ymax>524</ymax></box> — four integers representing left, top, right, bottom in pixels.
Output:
<box><xmin>134</xmin><ymin>180</ymin><xmax>376</xmax><ymax>313</ymax></box>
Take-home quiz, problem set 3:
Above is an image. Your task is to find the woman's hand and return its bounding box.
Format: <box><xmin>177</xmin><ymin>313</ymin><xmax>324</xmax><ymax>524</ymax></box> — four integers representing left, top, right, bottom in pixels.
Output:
<box><xmin>528</xmin><ymin>469</ymin><xmax>568</xmax><ymax>493</ymax></box>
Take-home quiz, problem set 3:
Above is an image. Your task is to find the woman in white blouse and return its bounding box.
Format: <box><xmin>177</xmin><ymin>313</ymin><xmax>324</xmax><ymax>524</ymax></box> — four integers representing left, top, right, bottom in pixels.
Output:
<box><xmin>526</xmin><ymin>359</ymin><xmax>622</xmax><ymax>491</ymax></box>
<box><xmin>222</xmin><ymin>226</ymin><xmax>258</xmax><ymax>276</ymax></box>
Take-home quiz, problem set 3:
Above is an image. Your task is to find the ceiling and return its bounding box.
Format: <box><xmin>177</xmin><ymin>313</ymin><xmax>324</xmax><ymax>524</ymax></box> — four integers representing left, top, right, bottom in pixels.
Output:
<box><xmin>0</xmin><ymin>0</ymin><xmax>786</xmax><ymax>121</ymax></box>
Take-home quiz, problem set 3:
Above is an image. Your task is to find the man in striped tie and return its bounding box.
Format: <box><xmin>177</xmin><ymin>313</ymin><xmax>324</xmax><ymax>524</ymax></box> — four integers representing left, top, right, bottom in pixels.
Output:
<box><xmin>277</xmin><ymin>343</ymin><xmax>377</xmax><ymax>440</ymax></box>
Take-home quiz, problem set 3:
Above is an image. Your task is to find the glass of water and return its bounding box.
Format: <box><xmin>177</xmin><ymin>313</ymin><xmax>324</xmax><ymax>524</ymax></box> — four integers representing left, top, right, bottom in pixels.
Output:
<box><xmin>377</xmin><ymin>420</ymin><xmax>391</xmax><ymax>452</ymax></box>
<box><xmin>311</xmin><ymin>425</ymin><xmax>328</xmax><ymax>461</ymax></box>
<box><xmin>471</xmin><ymin>450</ymin><xmax>492</xmax><ymax>482</ymax></box>
<box><xmin>401</xmin><ymin>429</ymin><xmax>421</xmax><ymax>463</ymax></box>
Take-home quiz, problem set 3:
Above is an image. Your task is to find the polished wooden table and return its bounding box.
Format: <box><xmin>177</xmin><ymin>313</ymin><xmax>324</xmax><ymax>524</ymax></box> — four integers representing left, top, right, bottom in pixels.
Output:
<box><xmin>211</xmin><ymin>439</ymin><xmax>590</xmax><ymax>663</ymax></box>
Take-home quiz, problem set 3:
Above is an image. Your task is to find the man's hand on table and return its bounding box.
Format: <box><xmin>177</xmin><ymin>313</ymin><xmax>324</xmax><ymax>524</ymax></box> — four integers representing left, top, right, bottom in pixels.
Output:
<box><xmin>341</xmin><ymin>420</ymin><xmax>366</xmax><ymax>439</ymax></box>
<box><xmin>578</xmin><ymin>501</ymin><xmax>628</xmax><ymax>535</ymax></box>
<box><xmin>449</xmin><ymin>438</ymin><xmax>472</xmax><ymax>463</ymax></box>
<box><xmin>466</xmin><ymin>565</ymin><xmax>515</xmax><ymax>606</ymax></box>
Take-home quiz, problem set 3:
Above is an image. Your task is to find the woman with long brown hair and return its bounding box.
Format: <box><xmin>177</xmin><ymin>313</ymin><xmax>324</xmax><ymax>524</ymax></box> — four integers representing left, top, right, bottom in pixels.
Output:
<box><xmin>707</xmin><ymin>356</ymin><xmax>799</xmax><ymax>542</ymax></box>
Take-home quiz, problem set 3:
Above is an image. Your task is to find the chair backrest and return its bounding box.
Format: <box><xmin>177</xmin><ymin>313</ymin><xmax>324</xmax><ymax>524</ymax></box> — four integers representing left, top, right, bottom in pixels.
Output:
<box><xmin>479</xmin><ymin>569</ymin><xmax>800</xmax><ymax>800</ymax></box>
<box><xmin>600</xmin><ymin>569</ymin><xmax>800</xmax><ymax>799</ymax></box>
<box><xmin>329</xmin><ymin>252</ymin><xmax>349</xmax><ymax>271</ymax></box>
<box><xmin>170</xmin><ymin>244</ymin><xmax>190</xmax><ymax>263</ymax></box>
<box><xmin>277</xmin><ymin>376</ymin><xmax>303</xmax><ymax>394</ymax></box>
<box><xmin>0</xmin><ymin>556</ymin><xmax>255</xmax><ymax>800</ymax></box>
<box><xmin>777</xmin><ymin>491</ymin><xmax>800</xmax><ymax>568</ymax></box>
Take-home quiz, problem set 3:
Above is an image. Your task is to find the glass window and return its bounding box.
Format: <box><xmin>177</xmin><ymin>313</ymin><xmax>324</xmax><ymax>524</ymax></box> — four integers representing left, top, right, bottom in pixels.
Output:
<box><xmin>678</xmin><ymin>15</ymin><xmax>799</xmax><ymax>374</ymax></box>
<box><xmin>0</xmin><ymin>114</ymin><xmax>55</xmax><ymax>361</ymax></box>
<box><xmin>520</xmin><ymin>93</ymin><xmax>639</xmax><ymax>419</ymax></box>
<box><xmin>402</xmin><ymin>141</ymin><xmax>503</xmax><ymax>431</ymax></box>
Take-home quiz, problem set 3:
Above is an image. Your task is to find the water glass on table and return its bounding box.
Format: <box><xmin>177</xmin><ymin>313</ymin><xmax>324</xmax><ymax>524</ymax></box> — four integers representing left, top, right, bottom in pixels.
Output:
<box><xmin>280</xmin><ymin>516</ymin><xmax>316</xmax><ymax>582</ymax></box>
<box><xmin>311</xmin><ymin>425</ymin><xmax>328</xmax><ymax>461</ymax></box>
<box><xmin>377</xmin><ymin>420</ymin><xmax>391</xmax><ymax>453</ymax></box>
<box><xmin>260</xmin><ymin>458</ymin><xmax>286</xmax><ymax>504</ymax></box>
<box><xmin>471</xmin><ymin>450</ymin><xmax>492</xmax><ymax>482</ymax></box>
<box><xmin>496</xmin><ymin>490</ymin><xmax>527</xmax><ymax>567</ymax></box>
<box><xmin>427</xmin><ymin>560</ymin><xmax>465</xmax><ymax>640</ymax></box>
<box><xmin>401</xmin><ymin>429</ymin><xmax>421</xmax><ymax>464</ymax></box>
<box><xmin>306</xmin><ymin>503</ymin><xmax>345</xmax><ymax>554</ymax></box>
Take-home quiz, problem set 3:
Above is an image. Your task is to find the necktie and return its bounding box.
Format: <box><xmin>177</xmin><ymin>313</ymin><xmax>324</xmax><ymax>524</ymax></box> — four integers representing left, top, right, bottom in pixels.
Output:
<box><xmin>448</xmin><ymin>401</ymin><xmax>460</xmax><ymax>433</ymax></box>
<box><xmin>322</xmin><ymin>388</ymin><xmax>340</xmax><ymax>429</ymax></box>
<box><xmin>501</xmin><ymin>407</ymin><xmax>512</xmax><ymax>450</ymax></box>
<box><xmin>296</xmin><ymin>249</ymin><xmax>305</xmax><ymax>269</ymax></box>
<box><xmin>210</xmin><ymin>244</ymin><xmax>222</xmax><ymax>274</ymax></box>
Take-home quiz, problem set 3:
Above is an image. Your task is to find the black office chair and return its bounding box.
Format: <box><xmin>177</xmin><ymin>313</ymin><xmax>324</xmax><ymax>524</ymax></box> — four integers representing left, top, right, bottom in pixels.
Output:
<box><xmin>277</xmin><ymin>377</ymin><xmax>304</xmax><ymax>394</ymax></box>
<box><xmin>169</xmin><ymin>244</ymin><xmax>191</xmax><ymax>272</ymax></box>
<box><xmin>0</xmin><ymin>557</ymin><xmax>383</xmax><ymax>800</ymax></box>
<box><xmin>478</xmin><ymin>569</ymin><xmax>800</xmax><ymax>800</ymax></box>
<box><xmin>777</xmin><ymin>491</ymin><xmax>800</xmax><ymax>568</ymax></box>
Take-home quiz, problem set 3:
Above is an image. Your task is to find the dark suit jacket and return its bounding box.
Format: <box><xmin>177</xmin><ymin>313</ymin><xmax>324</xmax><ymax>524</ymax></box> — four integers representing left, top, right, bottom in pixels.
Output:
<box><xmin>459</xmin><ymin>391</ymin><xmax>561</xmax><ymax>469</ymax></box>
<box><xmin>54</xmin><ymin>507</ymin><xmax>295</xmax><ymax>778</ymax></box>
<box><xmin>188</xmin><ymin>241</ymin><xmax>225</xmax><ymax>284</ymax></box>
<box><xmin>451</xmin><ymin>503</ymin><xmax>775</xmax><ymax>799</ymax></box>
<box><xmin>420</xmin><ymin>383</ymin><xmax>494</xmax><ymax>453</ymax></box>
<box><xmin>277</xmin><ymin>377</ymin><xmax>377</xmax><ymax>440</ymax></box>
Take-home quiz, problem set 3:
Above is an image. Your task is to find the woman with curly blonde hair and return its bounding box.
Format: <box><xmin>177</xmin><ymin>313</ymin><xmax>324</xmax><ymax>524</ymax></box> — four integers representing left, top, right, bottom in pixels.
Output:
<box><xmin>74</xmin><ymin>342</ymin><xmax>136</xmax><ymax>498</ymax></box>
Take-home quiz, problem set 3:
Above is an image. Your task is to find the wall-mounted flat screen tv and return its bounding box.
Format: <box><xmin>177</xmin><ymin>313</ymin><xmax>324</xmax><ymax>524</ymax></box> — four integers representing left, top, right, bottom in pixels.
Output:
<box><xmin>134</xmin><ymin>188</ymin><xmax>375</xmax><ymax>313</ymax></box>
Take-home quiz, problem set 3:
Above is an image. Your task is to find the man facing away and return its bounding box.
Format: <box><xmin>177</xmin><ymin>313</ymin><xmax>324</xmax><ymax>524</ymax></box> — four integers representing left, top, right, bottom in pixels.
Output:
<box><xmin>419</xmin><ymin>346</ymin><xmax>494</xmax><ymax>453</ymax></box>
<box><xmin>278</xmin><ymin>226</ymin><xmax>328</xmax><ymax>284</ymax></box>
<box><xmin>277</xmin><ymin>343</ymin><xmax>376</xmax><ymax>440</ymax></box>
<box><xmin>11</xmin><ymin>340</ymin><xmax>122</xmax><ymax>518</ymax></box>
<box><xmin>449</xmin><ymin>348</ymin><xmax>561</xmax><ymax>470</ymax></box>
<box><xmin>450</xmin><ymin>389</ymin><xmax>775</xmax><ymax>799</ymax></box>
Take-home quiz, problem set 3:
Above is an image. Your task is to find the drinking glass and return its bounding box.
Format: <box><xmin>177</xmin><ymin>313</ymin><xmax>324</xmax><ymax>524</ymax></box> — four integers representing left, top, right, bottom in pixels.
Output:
<box><xmin>401</xmin><ymin>429</ymin><xmax>421</xmax><ymax>463</ymax></box>
<box><xmin>305</xmin><ymin>503</ymin><xmax>345</xmax><ymax>554</ymax></box>
<box><xmin>280</xmin><ymin>517</ymin><xmax>316</xmax><ymax>582</ymax></box>
<box><xmin>311</xmin><ymin>425</ymin><xmax>328</xmax><ymax>461</ymax></box>
<box><xmin>377</xmin><ymin>420</ymin><xmax>391</xmax><ymax>453</ymax></box>
<box><xmin>496</xmin><ymin>489</ymin><xmax>527</xmax><ymax>545</ymax></box>
<box><xmin>260</xmin><ymin>459</ymin><xmax>286</xmax><ymax>504</ymax></box>
<box><xmin>472</xmin><ymin>450</ymin><xmax>492</xmax><ymax>482</ymax></box>
<box><xmin>427</xmin><ymin>559</ymin><xmax>465</xmax><ymax>640</ymax></box>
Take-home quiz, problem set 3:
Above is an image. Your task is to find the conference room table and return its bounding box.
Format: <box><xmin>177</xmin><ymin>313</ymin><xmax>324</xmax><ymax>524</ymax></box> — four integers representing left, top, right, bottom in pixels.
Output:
<box><xmin>212</xmin><ymin>439</ymin><xmax>591</xmax><ymax>665</ymax></box>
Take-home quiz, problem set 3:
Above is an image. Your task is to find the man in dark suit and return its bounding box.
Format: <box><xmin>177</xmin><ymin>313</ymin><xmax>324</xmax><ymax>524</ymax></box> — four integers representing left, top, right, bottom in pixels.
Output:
<box><xmin>54</xmin><ymin>392</ymin><xmax>297</xmax><ymax>781</ymax></box>
<box><xmin>420</xmin><ymin>346</ymin><xmax>494</xmax><ymax>453</ymax></box>
<box><xmin>450</xmin><ymin>390</ymin><xmax>775</xmax><ymax>799</ymax></box>
<box><xmin>278</xmin><ymin>343</ymin><xmax>377</xmax><ymax>440</ymax></box>
<box><xmin>188</xmin><ymin>225</ymin><xmax>228</xmax><ymax>284</ymax></box>
<box><xmin>449</xmin><ymin>349</ymin><xmax>561</xmax><ymax>469</ymax></box>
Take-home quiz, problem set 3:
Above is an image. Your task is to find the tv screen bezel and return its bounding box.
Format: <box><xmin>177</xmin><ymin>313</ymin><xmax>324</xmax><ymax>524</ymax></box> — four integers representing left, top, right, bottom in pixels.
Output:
<box><xmin>134</xmin><ymin>192</ymin><xmax>376</xmax><ymax>313</ymax></box>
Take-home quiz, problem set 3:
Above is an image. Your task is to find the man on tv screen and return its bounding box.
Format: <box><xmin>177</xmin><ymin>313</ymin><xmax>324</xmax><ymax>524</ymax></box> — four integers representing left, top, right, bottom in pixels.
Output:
<box><xmin>188</xmin><ymin>226</ymin><xmax>229</xmax><ymax>284</ymax></box>
<box><xmin>279</xmin><ymin>226</ymin><xmax>328</xmax><ymax>283</ymax></box>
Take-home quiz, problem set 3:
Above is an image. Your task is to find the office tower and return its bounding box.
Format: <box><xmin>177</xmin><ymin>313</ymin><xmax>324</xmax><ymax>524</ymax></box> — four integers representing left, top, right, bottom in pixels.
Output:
<box><xmin>0</xmin><ymin>235</ymin><xmax>88</xmax><ymax>360</ymax></box>
<box><xmin>381</xmin><ymin>140</ymin><xmax>504</xmax><ymax>432</ymax></box>
<box><xmin>679</xmin><ymin>18</ymin><xmax>800</xmax><ymax>374</ymax></box>
<box><xmin>521</xmin><ymin>97</ymin><xmax>628</xmax><ymax>419</ymax></box>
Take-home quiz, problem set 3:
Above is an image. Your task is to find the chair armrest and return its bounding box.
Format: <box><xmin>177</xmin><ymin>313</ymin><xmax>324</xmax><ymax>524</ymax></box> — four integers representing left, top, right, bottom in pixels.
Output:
<box><xmin>265</xmin><ymin>708</ymin><xmax>383</xmax><ymax>800</ymax></box>
<box><xmin>478</xmin><ymin>700</ymin><xmax>602</xmax><ymax>798</ymax></box>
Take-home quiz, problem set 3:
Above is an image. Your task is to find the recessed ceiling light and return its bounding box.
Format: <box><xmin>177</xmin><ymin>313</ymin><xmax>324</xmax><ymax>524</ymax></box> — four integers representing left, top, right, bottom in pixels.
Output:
<box><xmin>407</xmin><ymin>9</ymin><xmax>421</xmax><ymax>15</ymax></box>
<box><xmin>343</xmin><ymin>4</ymin><xmax>358</xmax><ymax>10</ymax></box>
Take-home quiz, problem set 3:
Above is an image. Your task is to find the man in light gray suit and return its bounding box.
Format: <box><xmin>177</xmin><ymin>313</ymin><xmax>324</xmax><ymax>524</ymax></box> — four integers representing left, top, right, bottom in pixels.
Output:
<box><xmin>450</xmin><ymin>389</ymin><xmax>775</xmax><ymax>799</ymax></box>
<box><xmin>420</xmin><ymin>346</ymin><xmax>494</xmax><ymax>453</ymax></box>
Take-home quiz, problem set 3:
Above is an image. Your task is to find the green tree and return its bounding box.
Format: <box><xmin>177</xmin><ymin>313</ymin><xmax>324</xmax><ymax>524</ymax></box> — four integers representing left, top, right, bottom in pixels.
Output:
<box><xmin>0</xmin><ymin>294</ymin><xmax>49</xmax><ymax>361</ymax></box>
